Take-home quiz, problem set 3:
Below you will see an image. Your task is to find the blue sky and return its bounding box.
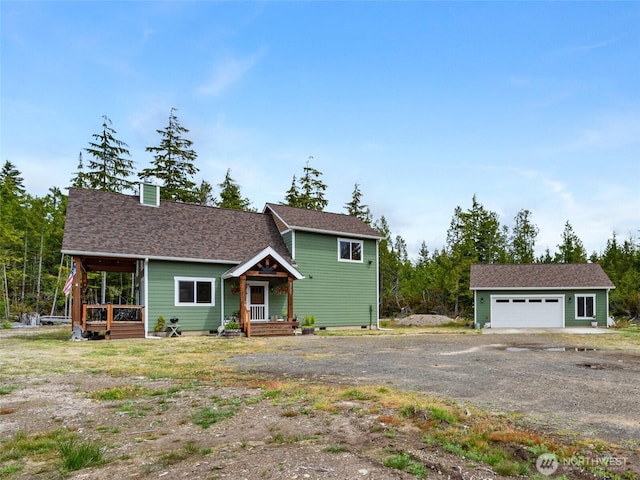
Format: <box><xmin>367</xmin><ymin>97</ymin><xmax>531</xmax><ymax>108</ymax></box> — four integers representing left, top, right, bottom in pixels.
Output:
<box><xmin>2</xmin><ymin>1</ymin><xmax>639</xmax><ymax>259</ymax></box>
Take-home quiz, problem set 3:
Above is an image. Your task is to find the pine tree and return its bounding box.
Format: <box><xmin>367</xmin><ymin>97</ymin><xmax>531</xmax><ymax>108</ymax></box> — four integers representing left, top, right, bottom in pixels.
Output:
<box><xmin>139</xmin><ymin>108</ymin><xmax>199</xmax><ymax>203</ymax></box>
<box><xmin>555</xmin><ymin>221</ymin><xmax>587</xmax><ymax>263</ymax></box>
<box><xmin>344</xmin><ymin>183</ymin><xmax>372</xmax><ymax>224</ymax></box>
<box><xmin>216</xmin><ymin>169</ymin><xmax>253</xmax><ymax>211</ymax></box>
<box><xmin>284</xmin><ymin>175</ymin><xmax>302</xmax><ymax>207</ymax></box>
<box><xmin>84</xmin><ymin>115</ymin><xmax>135</xmax><ymax>192</ymax></box>
<box><xmin>194</xmin><ymin>180</ymin><xmax>216</xmax><ymax>206</ymax></box>
<box><xmin>284</xmin><ymin>157</ymin><xmax>328</xmax><ymax>210</ymax></box>
<box><xmin>70</xmin><ymin>152</ymin><xmax>90</xmax><ymax>188</ymax></box>
<box><xmin>509</xmin><ymin>209</ymin><xmax>539</xmax><ymax>263</ymax></box>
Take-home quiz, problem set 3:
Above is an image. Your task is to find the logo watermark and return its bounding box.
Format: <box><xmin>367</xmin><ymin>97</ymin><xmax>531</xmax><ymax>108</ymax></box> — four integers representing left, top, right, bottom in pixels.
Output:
<box><xmin>536</xmin><ymin>453</ymin><xmax>628</xmax><ymax>476</ymax></box>
<box><xmin>536</xmin><ymin>453</ymin><xmax>559</xmax><ymax>476</ymax></box>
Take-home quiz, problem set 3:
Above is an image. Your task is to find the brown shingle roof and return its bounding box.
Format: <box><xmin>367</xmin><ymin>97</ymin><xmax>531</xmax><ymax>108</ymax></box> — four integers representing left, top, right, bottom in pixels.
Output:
<box><xmin>469</xmin><ymin>264</ymin><xmax>615</xmax><ymax>290</ymax></box>
<box><xmin>265</xmin><ymin>203</ymin><xmax>382</xmax><ymax>239</ymax></box>
<box><xmin>62</xmin><ymin>188</ymin><xmax>293</xmax><ymax>263</ymax></box>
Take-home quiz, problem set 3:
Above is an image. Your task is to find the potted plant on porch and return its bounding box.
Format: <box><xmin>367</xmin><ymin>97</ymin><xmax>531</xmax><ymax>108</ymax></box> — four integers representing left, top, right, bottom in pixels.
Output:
<box><xmin>224</xmin><ymin>320</ymin><xmax>242</xmax><ymax>338</ymax></box>
<box><xmin>153</xmin><ymin>316</ymin><xmax>166</xmax><ymax>336</ymax></box>
<box><xmin>301</xmin><ymin>315</ymin><xmax>315</xmax><ymax>335</ymax></box>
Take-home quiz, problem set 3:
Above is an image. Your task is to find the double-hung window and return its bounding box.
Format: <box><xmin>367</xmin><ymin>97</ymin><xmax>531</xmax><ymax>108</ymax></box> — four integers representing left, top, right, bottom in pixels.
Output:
<box><xmin>575</xmin><ymin>294</ymin><xmax>595</xmax><ymax>319</ymax></box>
<box><xmin>338</xmin><ymin>238</ymin><xmax>363</xmax><ymax>262</ymax></box>
<box><xmin>175</xmin><ymin>277</ymin><xmax>215</xmax><ymax>306</ymax></box>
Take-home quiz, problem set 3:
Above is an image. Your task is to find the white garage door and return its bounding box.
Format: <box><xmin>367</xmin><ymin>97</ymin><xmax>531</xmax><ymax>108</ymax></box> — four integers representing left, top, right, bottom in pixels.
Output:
<box><xmin>491</xmin><ymin>296</ymin><xmax>564</xmax><ymax>328</ymax></box>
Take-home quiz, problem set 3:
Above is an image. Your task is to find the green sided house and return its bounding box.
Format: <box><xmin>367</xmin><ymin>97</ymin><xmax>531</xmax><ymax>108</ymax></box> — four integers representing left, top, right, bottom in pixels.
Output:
<box><xmin>470</xmin><ymin>264</ymin><xmax>615</xmax><ymax>329</ymax></box>
<box><xmin>61</xmin><ymin>184</ymin><xmax>382</xmax><ymax>339</ymax></box>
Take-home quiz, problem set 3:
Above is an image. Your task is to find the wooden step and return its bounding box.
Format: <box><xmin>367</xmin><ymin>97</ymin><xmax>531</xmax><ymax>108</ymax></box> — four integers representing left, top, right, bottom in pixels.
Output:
<box><xmin>109</xmin><ymin>322</ymin><xmax>145</xmax><ymax>339</ymax></box>
<box><xmin>247</xmin><ymin>321</ymin><xmax>298</xmax><ymax>337</ymax></box>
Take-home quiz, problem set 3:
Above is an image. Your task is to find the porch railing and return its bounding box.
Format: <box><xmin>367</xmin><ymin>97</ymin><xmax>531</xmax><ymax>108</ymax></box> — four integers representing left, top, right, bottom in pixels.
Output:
<box><xmin>250</xmin><ymin>305</ymin><xmax>266</xmax><ymax>320</ymax></box>
<box><xmin>82</xmin><ymin>304</ymin><xmax>145</xmax><ymax>331</ymax></box>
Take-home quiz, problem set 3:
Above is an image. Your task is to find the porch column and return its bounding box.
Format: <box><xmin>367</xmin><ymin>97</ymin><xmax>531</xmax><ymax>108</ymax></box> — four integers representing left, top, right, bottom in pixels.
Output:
<box><xmin>287</xmin><ymin>276</ymin><xmax>294</xmax><ymax>322</ymax></box>
<box><xmin>239</xmin><ymin>275</ymin><xmax>247</xmax><ymax>330</ymax></box>
<box><xmin>71</xmin><ymin>256</ymin><xmax>83</xmax><ymax>328</ymax></box>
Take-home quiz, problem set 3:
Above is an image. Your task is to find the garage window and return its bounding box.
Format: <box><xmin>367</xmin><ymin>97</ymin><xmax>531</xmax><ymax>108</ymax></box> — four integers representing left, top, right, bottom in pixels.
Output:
<box><xmin>575</xmin><ymin>294</ymin><xmax>595</xmax><ymax>319</ymax></box>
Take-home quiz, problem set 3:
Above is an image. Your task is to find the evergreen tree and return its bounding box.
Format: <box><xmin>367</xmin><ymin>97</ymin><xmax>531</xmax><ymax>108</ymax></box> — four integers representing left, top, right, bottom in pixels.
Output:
<box><xmin>555</xmin><ymin>221</ymin><xmax>587</xmax><ymax>263</ymax></box>
<box><xmin>284</xmin><ymin>175</ymin><xmax>302</xmax><ymax>208</ymax></box>
<box><xmin>216</xmin><ymin>169</ymin><xmax>253</xmax><ymax>211</ymax></box>
<box><xmin>444</xmin><ymin>196</ymin><xmax>506</xmax><ymax>316</ymax></box>
<box><xmin>538</xmin><ymin>247</ymin><xmax>554</xmax><ymax>263</ymax></box>
<box><xmin>599</xmin><ymin>232</ymin><xmax>640</xmax><ymax>318</ymax></box>
<box><xmin>0</xmin><ymin>161</ymin><xmax>25</xmax><ymax>197</ymax></box>
<box><xmin>344</xmin><ymin>183</ymin><xmax>372</xmax><ymax>224</ymax></box>
<box><xmin>0</xmin><ymin>161</ymin><xmax>26</xmax><ymax>317</ymax></box>
<box><xmin>84</xmin><ymin>115</ymin><xmax>135</xmax><ymax>192</ymax></box>
<box><xmin>416</xmin><ymin>241</ymin><xmax>430</xmax><ymax>267</ymax></box>
<box><xmin>284</xmin><ymin>157</ymin><xmax>328</xmax><ymax>210</ymax></box>
<box><xmin>509</xmin><ymin>209</ymin><xmax>539</xmax><ymax>263</ymax></box>
<box><xmin>70</xmin><ymin>152</ymin><xmax>90</xmax><ymax>189</ymax></box>
<box><xmin>139</xmin><ymin>108</ymin><xmax>199</xmax><ymax>203</ymax></box>
<box><xmin>194</xmin><ymin>180</ymin><xmax>216</xmax><ymax>206</ymax></box>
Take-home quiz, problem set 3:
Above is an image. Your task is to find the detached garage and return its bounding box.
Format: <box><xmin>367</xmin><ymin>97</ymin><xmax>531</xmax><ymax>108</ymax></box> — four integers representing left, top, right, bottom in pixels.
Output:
<box><xmin>470</xmin><ymin>264</ymin><xmax>615</xmax><ymax>329</ymax></box>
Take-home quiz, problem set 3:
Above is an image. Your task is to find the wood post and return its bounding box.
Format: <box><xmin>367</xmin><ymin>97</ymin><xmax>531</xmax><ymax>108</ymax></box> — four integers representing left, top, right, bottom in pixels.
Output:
<box><xmin>287</xmin><ymin>276</ymin><xmax>294</xmax><ymax>322</ymax></box>
<box><xmin>71</xmin><ymin>257</ymin><xmax>83</xmax><ymax>329</ymax></box>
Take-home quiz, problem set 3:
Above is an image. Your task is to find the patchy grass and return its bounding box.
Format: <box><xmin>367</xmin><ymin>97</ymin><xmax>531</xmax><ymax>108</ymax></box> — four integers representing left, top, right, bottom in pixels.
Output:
<box><xmin>0</xmin><ymin>385</ymin><xmax>16</xmax><ymax>396</ymax></box>
<box><xmin>384</xmin><ymin>452</ymin><xmax>428</xmax><ymax>478</ymax></box>
<box><xmin>1</xmin><ymin>327</ymin><xmax>637</xmax><ymax>479</ymax></box>
<box><xmin>58</xmin><ymin>436</ymin><xmax>106</xmax><ymax>473</ymax></box>
<box><xmin>191</xmin><ymin>397</ymin><xmax>242</xmax><ymax>429</ymax></box>
<box><xmin>87</xmin><ymin>384</ymin><xmax>150</xmax><ymax>401</ymax></box>
<box><xmin>0</xmin><ymin>428</ymin><xmax>107</xmax><ymax>477</ymax></box>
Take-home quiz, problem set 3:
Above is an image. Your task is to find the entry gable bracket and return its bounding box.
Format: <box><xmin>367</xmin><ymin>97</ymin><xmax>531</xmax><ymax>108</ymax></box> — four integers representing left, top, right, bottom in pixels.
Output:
<box><xmin>222</xmin><ymin>247</ymin><xmax>304</xmax><ymax>280</ymax></box>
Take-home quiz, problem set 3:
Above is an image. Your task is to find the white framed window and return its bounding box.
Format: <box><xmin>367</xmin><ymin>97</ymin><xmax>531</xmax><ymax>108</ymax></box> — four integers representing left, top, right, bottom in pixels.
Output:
<box><xmin>174</xmin><ymin>277</ymin><xmax>215</xmax><ymax>306</ymax></box>
<box><xmin>338</xmin><ymin>238</ymin><xmax>363</xmax><ymax>262</ymax></box>
<box><xmin>575</xmin><ymin>294</ymin><xmax>595</xmax><ymax>319</ymax></box>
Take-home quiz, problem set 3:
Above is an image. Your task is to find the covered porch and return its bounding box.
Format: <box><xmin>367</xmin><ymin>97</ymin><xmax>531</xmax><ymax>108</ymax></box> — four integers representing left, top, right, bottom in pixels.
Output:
<box><xmin>68</xmin><ymin>255</ymin><xmax>146</xmax><ymax>339</ymax></box>
<box><xmin>224</xmin><ymin>247</ymin><xmax>304</xmax><ymax>337</ymax></box>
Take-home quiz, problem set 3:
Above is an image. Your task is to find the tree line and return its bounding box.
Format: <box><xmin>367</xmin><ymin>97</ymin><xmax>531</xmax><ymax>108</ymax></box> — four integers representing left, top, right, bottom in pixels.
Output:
<box><xmin>1</xmin><ymin>110</ymin><xmax>638</xmax><ymax>321</ymax></box>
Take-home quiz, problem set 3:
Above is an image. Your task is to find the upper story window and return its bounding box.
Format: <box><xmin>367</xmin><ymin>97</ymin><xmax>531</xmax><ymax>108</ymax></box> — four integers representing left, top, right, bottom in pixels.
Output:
<box><xmin>575</xmin><ymin>294</ymin><xmax>595</xmax><ymax>319</ymax></box>
<box><xmin>338</xmin><ymin>238</ymin><xmax>363</xmax><ymax>262</ymax></box>
<box><xmin>175</xmin><ymin>277</ymin><xmax>215</xmax><ymax>306</ymax></box>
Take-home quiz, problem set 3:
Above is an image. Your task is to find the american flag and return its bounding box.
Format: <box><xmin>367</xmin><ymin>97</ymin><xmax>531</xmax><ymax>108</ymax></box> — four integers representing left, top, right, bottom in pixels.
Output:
<box><xmin>63</xmin><ymin>263</ymin><xmax>76</xmax><ymax>297</ymax></box>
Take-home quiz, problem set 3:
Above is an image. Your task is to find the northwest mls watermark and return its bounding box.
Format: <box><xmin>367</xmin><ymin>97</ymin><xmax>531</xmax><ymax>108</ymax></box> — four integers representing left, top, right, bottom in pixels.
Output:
<box><xmin>536</xmin><ymin>453</ymin><xmax>628</xmax><ymax>476</ymax></box>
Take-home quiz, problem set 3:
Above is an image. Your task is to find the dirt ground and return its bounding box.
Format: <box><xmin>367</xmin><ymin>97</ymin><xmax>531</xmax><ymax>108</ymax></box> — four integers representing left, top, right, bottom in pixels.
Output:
<box><xmin>1</xmin><ymin>327</ymin><xmax>639</xmax><ymax>480</ymax></box>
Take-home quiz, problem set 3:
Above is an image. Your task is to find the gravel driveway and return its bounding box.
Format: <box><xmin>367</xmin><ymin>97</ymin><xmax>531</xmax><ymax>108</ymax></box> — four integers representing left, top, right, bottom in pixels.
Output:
<box><xmin>226</xmin><ymin>332</ymin><xmax>640</xmax><ymax>443</ymax></box>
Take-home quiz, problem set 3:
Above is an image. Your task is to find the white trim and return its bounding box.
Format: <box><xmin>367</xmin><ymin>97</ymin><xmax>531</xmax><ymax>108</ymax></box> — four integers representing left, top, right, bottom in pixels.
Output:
<box><xmin>61</xmin><ymin>250</ymin><xmax>243</xmax><ymax>266</ymax></box>
<box><xmin>470</xmin><ymin>286</ymin><xmax>613</xmax><ymax>291</ymax></box>
<box><xmin>174</xmin><ymin>276</ymin><xmax>216</xmax><ymax>307</ymax></box>
<box><xmin>144</xmin><ymin>258</ymin><xmax>149</xmax><ymax>337</ymax></box>
<box><xmin>291</xmin><ymin>230</ymin><xmax>296</xmax><ymax>260</ymax></box>
<box><xmin>220</xmin><ymin>278</ymin><xmax>225</xmax><ymax>327</ymax></box>
<box><xmin>294</xmin><ymin>225</ymin><xmax>382</xmax><ymax>240</ymax></box>
<box><xmin>139</xmin><ymin>183</ymin><xmax>160</xmax><ymax>207</ymax></box>
<box><xmin>222</xmin><ymin>246</ymin><xmax>304</xmax><ymax>280</ymax></box>
<box><xmin>574</xmin><ymin>293</ymin><xmax>596</xmax><ymax>319</ymax></box>
<box><xmin>246</xmin><ymin>281</ymin><xmax>269</xmax><ymax>322</ymax></box>
<box><xmin>337</xmin><ymin>237</ymin><xmax>364</xmax><ymax>263</ymax></box>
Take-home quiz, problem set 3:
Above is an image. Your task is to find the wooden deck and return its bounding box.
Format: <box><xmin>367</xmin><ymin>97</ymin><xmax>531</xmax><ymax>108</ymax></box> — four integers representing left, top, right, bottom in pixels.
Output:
<box><xmin>83</xmin><ymin>304</ymin><xmax>145</xmax><ymax>340</ymax></box>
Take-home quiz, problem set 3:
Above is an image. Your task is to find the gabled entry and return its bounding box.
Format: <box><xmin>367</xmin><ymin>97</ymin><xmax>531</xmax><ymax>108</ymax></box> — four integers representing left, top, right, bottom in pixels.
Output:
<box><xmin>222</xmin><ymin>246</ymin><xmax>304</xmax><ymax>336</ymax></box>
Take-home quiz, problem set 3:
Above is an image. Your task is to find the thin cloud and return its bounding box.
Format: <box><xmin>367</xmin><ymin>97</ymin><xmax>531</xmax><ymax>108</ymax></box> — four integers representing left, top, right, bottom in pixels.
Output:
<box><xmin>558</xmin><ymin>113</ymin><xmax>640</xmax><ymax>152</ymax></box>
<box><xmin>197</xmin><ymin>47</ymin><xmax>267</xmax><ymax>97</ymax></box>
<box><xmin>551</xmin><ymin>37</ymin><xmax>621</xmax><ymax>57</ymax></box>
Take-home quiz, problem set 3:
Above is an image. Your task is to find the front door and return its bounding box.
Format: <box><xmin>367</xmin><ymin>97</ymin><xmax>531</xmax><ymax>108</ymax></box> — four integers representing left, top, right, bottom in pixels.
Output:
<box><xmin>246</xmin><ymin>282</ymin><xmax>269</xmax><ymax>321</ymax></box>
